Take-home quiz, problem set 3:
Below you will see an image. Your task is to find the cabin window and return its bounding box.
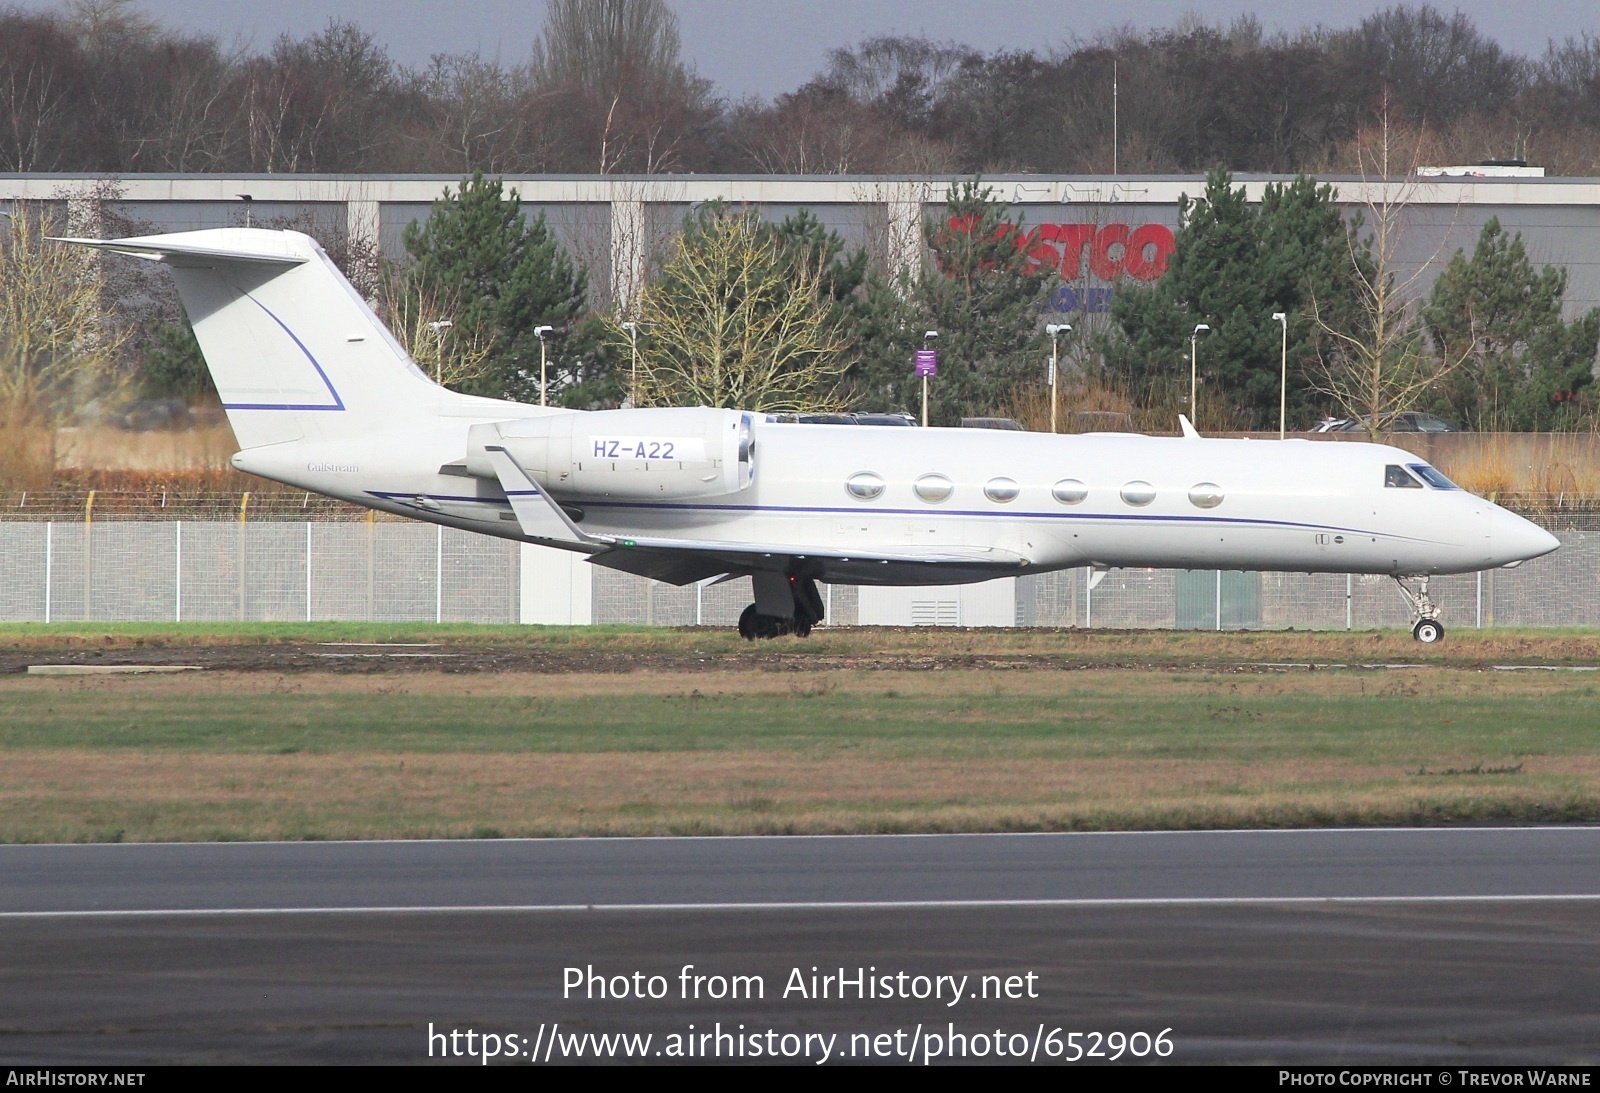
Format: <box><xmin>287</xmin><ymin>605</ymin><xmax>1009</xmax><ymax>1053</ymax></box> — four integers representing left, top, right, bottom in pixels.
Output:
<box><xmin>984</xmin><ymin>477</ymin><xmax>1020</xmax><ymax>503</ymax></box>
<box><xmin>1188</xmin><ymin>483</ymin><xmax>1224</xmax><ymax>509</ymax></box>
<box><xmin>846</xmin><ymin>472</ymin><xmax>885</xmax><ymax>500</ymax></box>
<box><xmin>1408</xmin><ymin>463</ymin><xmax>1460</xmax><ymax>490</ymax></box>
<box><xmin>1385</xmin><ymin>464</ymin><xmax>1423</xmax><ymax>489</ymax></box>
<box><xmin>914</xmin><ymin>474</ymin><xmax>954</xmax><ymax>503</ymax></box>
<box><xmin>1052</xmin><ymin>479</ymin><xmax>1088</xmax><ymax>505</ymax></box>
<box><xmin>1120</xmin><ymin>481</ymin><xmax>1156</xmax><ymax>506</ymax></box>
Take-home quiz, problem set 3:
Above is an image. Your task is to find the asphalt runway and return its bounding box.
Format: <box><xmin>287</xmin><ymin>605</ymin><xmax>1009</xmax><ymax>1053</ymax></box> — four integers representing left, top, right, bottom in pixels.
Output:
<box><xmin>2</xmin><ymin>829</ymin><xmax>1598</xmax><ymax>1065</ymax></box>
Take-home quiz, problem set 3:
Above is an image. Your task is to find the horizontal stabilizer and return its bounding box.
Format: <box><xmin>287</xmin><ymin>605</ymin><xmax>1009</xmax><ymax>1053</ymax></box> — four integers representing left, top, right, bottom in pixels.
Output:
<box><xmin>51</xmin><ymin>232</ymin><xmax>308</xmax><ymax>267</ymax></box>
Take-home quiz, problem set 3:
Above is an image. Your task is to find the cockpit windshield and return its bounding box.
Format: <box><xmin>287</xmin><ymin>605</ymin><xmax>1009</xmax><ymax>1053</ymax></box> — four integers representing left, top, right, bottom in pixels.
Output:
<box><xmin>1385</xmin><ymin>464</ymin><xmax>1423</xmax><ymax>488</ymax></box>
<box><xmin>1407</xmin><ymin>463</ymin><xmax>1460</xmax><ymax>490</ymax></box>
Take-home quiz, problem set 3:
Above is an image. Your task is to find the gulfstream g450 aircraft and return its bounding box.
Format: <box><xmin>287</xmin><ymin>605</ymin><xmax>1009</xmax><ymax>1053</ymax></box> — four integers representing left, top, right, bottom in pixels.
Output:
<box><xmin>63</xmin><ymin>228</ymin><xmax>1559</xmax><ymax>643</ymax></box>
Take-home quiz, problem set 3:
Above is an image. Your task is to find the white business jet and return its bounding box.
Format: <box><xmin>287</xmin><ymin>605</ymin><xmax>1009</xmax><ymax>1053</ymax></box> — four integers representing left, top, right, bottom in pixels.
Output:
<box><xmin>62</xmin><ymin>228</ymin><xmax>1559</xmax><ymax>643</ymax></box>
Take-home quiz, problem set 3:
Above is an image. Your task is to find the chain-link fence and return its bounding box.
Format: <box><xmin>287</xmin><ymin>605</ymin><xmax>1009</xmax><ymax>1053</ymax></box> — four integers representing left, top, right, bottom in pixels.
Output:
<box><xmin>0</xmin><ymin>515</ymin><xmax>1592</xmax><ymax>630</ymax></box>
<box><xmin>0</xmin><ymin>521</ymin><xmax>519</xmax><ymax>624</ymax></box>
<box><xmin>1014</xmin><ymin>516</ymin><xmax>1599</xmax><ymax>630</ymax></box>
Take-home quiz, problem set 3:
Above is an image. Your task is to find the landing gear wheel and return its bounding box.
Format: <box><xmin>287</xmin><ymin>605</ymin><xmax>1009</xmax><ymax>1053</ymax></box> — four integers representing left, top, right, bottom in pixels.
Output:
<box><xmin>738</xmin><ymin>604</ymin><xmax>790</xmax><ymax>641</ymax></box>
<box><xmin>790</xmin><ymin>576</ymin><xmax>825</xmax><ymax>638</ymax></box>
<box><xmin>1412</xmin><ymin>619</ymin><xmax>1445</xmax><ymax>644</ymax></box>
<box><xmin>1392</xmin><ymin>575</ymin><xmax>1445</xmax><ymax>644</ymax></box>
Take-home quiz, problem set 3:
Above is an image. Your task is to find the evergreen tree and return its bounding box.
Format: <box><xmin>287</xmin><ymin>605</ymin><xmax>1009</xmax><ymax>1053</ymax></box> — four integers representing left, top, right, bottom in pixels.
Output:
<box><xmin>846</xmin><ymin>179</ymin><xmax>1055</xmax><ymax>423</ymax></box>
<box><xmin>138</xmin><ymin>320</ymin><xmax>213</xmax><ymax>401</ymax></box>
<box><xmin>769</xmin><ymin>207</ymin><xmax>868</xmax><ymax>306</ymax></box>
<box><xmin>401</xmin><ymin>171</ymin><xmax>615</xmax><ymax>405</ymax></box>
<box><xmin>1105</xmin><ymin>168</ymin><xmax>1363</xmax><ymax>428</ymax></box>
<box><xmin>1423</xmin><ymin>217</ymin><xmax>1600</xmax><ymax>430</ymax></box>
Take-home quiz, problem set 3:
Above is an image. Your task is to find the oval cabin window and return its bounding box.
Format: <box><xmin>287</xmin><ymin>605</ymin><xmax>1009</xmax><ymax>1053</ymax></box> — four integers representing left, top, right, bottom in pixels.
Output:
<box><xmin>914</xmin><ymin>474</ymin><xmax>954</xmax><ymax>503</ymax></box>
<box><xmin>846</xmin><ymin>472</ymin><xmax>885</xmax><ymax>501</ymax></box>
<box><xmin>1052</xmin><ymin>479</ymin><xmax>1088</xmax><ymax>505</ymax></box>
<box><xmin>1188</xmin><ymin>483</ymin><xmax>1224</xmax><ymax>509</ymax></box>
<box><xmin>1120</xmin><ymin>481</ymin><xmax>1156</xmax><ymax>507</ymax></box>
<box><xmin>984</xmin><ymin>477</ymin><xmax>1020</xmax><ymax>503</ymax></box>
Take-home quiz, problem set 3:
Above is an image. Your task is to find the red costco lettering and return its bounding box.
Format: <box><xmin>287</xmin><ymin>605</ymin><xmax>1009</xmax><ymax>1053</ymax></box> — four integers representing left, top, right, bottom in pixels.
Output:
<box><xmin>1071</xmin><ymin>222</ymin><xmax>1173</xmax><ymax>281</ymax></box>
<box><xmin>946</xmin><ymin>219</ymin><xmax>1174</xmax><ymax>281</ymax></box>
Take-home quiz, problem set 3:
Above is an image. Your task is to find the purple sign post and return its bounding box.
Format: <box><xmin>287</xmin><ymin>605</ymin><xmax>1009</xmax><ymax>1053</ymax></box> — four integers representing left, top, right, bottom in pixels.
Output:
<box><xmin>915</xmin><ymin>348</ymin><xmax>937</xmax><ymax>426</ymax></box>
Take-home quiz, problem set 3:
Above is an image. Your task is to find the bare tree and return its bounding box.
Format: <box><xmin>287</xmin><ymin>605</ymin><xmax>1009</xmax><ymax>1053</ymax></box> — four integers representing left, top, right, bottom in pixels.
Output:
<box><xmin>403</xmin><ymin>55</ymin><xmax>542</xmax><ymax>173</ymax></box>
<box><xmin>378</xmin><ymin>276</ymin><xmax>494</xmax><ymax>390</ymax></box>
<box><xmin>528</xmin><ymin>0</ymin><xmax>715</xmax><ymax>174</ymax></box>
<box><xmin>0</xmin><ymin>201</ymin><xmax>130</xmax><ymax>427</ymax></box>
<box><xmin>1310</xmin><ymin>99</ymin><xmax>1473</xmax><ymax>437</ymax></box>
<box><xmin>616</xmin><ymin>210</ymin><xmax>850</xmax><ymax>412</ymax></box>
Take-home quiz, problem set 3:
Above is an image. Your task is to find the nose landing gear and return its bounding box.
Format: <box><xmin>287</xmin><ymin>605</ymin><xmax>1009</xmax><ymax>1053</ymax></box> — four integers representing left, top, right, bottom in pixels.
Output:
<box><xmin>1392</xmin><ymin>575</ymin><xmax>1445</xmax><ymax>643</ymax></box>
<box><xmin>1412</xmin><ymin>618</ymin><xmax>1445</xmax><ymax>643</ymax></box>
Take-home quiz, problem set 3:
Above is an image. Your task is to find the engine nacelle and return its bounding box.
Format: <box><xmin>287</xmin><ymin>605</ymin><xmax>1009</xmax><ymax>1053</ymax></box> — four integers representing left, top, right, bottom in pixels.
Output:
<box><xmin>464</xmin><ymin>407</ymin><xmax>756</xmax><ymax>499</ymax></box>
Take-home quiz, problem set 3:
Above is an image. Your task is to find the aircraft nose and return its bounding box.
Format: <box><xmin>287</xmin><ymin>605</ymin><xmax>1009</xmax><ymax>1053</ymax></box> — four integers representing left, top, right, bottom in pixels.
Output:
<box><xmin>1490</xmin><ymin>508</ymin><xmax>1560</xmax><ymax>566</ymax></box>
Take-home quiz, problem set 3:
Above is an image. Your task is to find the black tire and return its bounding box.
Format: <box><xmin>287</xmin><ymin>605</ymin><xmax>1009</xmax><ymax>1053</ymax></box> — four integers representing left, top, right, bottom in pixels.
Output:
<box><xmin>790</xmin><ymin>577</ymin><xmax>824</xmax><ymax>638</ymax></box>
<box><xmin>741</xmin><ymin>605</ymin><xmax>790</xmax><ymax>640</ymax></box>
<box><xmin>1412</xmin><ymin>619</ymin><xmax>1445</xmax><ymax>644</ymax></box>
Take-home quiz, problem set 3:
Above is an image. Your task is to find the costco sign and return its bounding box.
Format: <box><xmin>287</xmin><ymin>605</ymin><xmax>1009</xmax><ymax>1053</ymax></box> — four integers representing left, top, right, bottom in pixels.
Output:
<box><xmin>945</xmin><ymin>216</ymin><xmax>1176</xmax><ymax>281</ymax></box>
<box><xmin>1010</xmin><ymin>222</ymin><xmax>1176</xmax><ymax>280</ymax></box>
<box><xmin>942</xmin><ymin>217</ymin><xmax>1177</xmax><ymax>314</ymax></box>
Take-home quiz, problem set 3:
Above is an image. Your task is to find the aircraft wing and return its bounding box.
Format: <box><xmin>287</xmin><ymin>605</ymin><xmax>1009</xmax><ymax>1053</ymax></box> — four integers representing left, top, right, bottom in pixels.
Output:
<box><xmin>483</xmin><ymin>446</ymin><xmax>1026</xmax><ymax>585</ymax></box>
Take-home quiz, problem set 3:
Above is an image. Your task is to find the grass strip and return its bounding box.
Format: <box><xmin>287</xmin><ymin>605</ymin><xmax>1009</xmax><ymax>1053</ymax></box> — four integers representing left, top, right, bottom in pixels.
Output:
<box><xmin>0</xmin><ymin>667</ymin><xmax>1596</xmax><ymax>841</ymax></box>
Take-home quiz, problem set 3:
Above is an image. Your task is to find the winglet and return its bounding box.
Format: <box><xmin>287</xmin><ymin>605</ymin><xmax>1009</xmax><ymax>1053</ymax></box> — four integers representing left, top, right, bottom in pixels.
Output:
<box><xmin>1178</xmin><ymin>414</ymin><xmax>1200</xmax><ymax>439</ymax></box>
<box><xmin>483</xmin><ymin>446</ymin><xmax>607</xmax><ymax>547</ymax></box>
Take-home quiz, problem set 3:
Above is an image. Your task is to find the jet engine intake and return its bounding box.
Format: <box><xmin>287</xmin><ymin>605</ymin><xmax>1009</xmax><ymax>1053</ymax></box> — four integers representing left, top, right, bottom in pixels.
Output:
<box><xmin>464</xmin><ymin>407</ymin><xmax>756</xmax><ymax>499</ymax></box>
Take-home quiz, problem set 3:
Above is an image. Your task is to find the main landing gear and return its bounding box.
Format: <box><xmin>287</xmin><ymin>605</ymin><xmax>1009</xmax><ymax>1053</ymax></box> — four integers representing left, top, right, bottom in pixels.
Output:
<box><xmin>738</xmin><ymin>574</ymin><xmax>825</xmax><ymax>640</ymax></box>
<box><xmin>1392</xmin><ymin>575</ymin><xmax>1446</xmax><ymax>643</ymax></box>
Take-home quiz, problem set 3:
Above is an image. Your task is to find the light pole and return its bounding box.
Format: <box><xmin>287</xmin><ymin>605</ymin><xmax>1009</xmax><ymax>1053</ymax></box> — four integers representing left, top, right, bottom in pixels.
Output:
<box><xmin>426</xmin><ymin>319</ymin><xmax>452</xmax><ymax>384</ymax></box>
<box><xmin>1045</xmin><ymin>323</ymin><xmax>1071</xmax><ymax>433</ymax></box>
<box><xmin>921</xmin><ymin>330</ymin><xmax>938</xmax><ymax>427</ymax></box>
<box><xmin>534</xmin><ymin>325</ymin><xmax>553</xmax><ymax>407</ymax></box>
<box><xmin>1189</xmin><ymin>322</ymin><xmax>1210</xmax><ymax>428</ymax></box>
<box><xmin>1267</xmin><ymin>310</ymin><xmax>1292</xmax><ymax>438</ymax></box>
<box><xmin>1271</xmin><ymin>312</ymin><xmax>1288</xmax><ymax>439</ymax></box>
<box><xmin>621</xmin><ymin>321</ymin><xmax>638</xmax><ymax>406</ymax></box>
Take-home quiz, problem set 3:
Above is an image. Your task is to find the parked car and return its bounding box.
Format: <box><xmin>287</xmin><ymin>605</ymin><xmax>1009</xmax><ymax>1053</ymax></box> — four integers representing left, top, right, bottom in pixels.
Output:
<box><xmin>767</xmin><ymin>411</ymin><xmax>920</xmax><ymax>426</ymax></box>
<box><xmin>1313</xmin><ymin>412</ymin><xmax>1461</xmax><ymax>433</ymax></box>
<box><xmin>766</xmin><ymin>412</ymin><xmax>860</xmax><ymax>425</ymax></box>
<box><xmin>1071</xmin><ymin>410</ymin><xmax>1136</xmax><ymax>432</ymax></box>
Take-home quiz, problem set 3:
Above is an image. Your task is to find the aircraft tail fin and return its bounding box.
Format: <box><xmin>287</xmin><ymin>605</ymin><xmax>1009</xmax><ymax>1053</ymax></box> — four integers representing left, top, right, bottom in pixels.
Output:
<box><xmin>58</xmin><ymin>228</ymin><xmax>465</xmax><ymax>450</ymax></box>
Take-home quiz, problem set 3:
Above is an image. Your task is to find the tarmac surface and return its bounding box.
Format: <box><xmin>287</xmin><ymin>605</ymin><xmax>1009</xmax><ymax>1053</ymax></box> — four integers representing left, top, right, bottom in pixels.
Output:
<box><xmin>2</xmin><ymin>829</ymin><xmax>1598</xmax><ymax>1064</ymax></box>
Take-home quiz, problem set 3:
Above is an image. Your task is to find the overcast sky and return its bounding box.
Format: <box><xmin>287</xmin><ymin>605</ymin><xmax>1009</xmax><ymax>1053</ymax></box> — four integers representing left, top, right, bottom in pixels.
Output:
<box><xmin>11</xmin><ymin>1</ymin><xmax>1599</xmax><ymax>100</ymax></box>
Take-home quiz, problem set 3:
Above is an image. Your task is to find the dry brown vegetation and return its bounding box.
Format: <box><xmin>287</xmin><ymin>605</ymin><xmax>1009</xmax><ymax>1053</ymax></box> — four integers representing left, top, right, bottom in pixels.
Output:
<box><xmin>1</xmin><ymin>663</ymin><xmax>1596</xmax><ymax>841</ymax></box>
<box><xmin>9</xmin><ymin>622</ymin><xmax>1600</xmax><ymax>666</ymax></box>
<box><xmin>3</xmin><ymin>748</ymin><xmax>1591</xmax><ymax>843</ymax></box>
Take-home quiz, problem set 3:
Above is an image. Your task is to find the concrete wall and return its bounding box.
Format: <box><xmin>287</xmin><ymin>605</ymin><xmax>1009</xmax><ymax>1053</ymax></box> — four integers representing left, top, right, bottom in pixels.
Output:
<box><xmin>8</xmin><ymin>172</ymin><xmax>1600</xmax><ymax>318</ymax></box>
